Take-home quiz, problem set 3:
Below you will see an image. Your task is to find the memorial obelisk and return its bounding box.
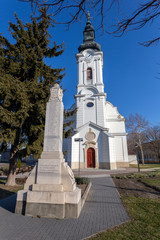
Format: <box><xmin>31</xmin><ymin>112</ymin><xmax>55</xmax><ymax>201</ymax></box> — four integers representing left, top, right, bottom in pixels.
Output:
<box><xmin>15</xmin><ymin>84</ymin><xmax>81</xmax><ymax>218</ymax></box>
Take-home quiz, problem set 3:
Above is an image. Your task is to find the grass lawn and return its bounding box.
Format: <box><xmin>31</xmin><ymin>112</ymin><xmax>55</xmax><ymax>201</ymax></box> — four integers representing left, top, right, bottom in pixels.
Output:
<box><xmin>140</xmin><ymin>178</ymin><xmax>160</xmax><ymax>189</ymax></box>
<box><xmin>90</xmin><ymin>198</ymin><xmax>160</xmax><ymax>240</ymax></box>
<box><xmin>130</xmin><ymin>164</ymin><xmax>160</xmax><ymax>169</ymax></box>
<box><xmin>88</xmin><ymin>172</ymin><xmax>160</xmax><ymax>240</ymax></box>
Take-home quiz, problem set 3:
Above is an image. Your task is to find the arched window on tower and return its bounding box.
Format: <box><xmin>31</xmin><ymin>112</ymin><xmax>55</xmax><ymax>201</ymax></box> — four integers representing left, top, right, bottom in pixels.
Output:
<box><xmin>87</xmin><ymin>68</ymin><xmax>92</xmax><ymax>84</ymax></box>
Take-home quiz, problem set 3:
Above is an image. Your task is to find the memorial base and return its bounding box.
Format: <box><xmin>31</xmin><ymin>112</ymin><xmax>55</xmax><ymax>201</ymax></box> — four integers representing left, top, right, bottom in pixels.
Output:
<box><xmin>15</xmin><ymin>154</ymin><xmax>82</xmax><ymax>219</ymax></box>
<box><xmin>16</xmin><ymin>200</ymin><xmax>82</xmax><ymax>219</ymax></box>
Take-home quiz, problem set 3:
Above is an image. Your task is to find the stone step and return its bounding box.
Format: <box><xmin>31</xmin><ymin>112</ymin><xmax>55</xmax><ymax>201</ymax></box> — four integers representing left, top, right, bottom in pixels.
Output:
<box><xmin>27</xmin><ymin>190</ymin><xmax>65</xmax><ymax>204</ymax></box>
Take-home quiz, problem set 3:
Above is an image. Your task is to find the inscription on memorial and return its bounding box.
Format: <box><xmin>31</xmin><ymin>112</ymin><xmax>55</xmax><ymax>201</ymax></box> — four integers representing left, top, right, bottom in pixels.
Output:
<box><xmin>38</xmin><ymin>164</ymin><xmax>59</xmax><ymax>173</ymax></box>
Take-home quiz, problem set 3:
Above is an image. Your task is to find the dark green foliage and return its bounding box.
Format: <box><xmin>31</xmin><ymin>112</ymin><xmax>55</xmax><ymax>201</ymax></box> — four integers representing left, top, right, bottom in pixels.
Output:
<box><xmin>75</xmin><ymin>177</ymin><xmax>89</xmax><ymax>185</ymax></box>
<box><xmin>0</xmin><ymin>8</ymin><xmax>64</xmax><ymax>184</ymax></box>
<box><xmin>63</xmin><ymin>106</ymin><xmax>77</xmax><ymax>139</ymax></box>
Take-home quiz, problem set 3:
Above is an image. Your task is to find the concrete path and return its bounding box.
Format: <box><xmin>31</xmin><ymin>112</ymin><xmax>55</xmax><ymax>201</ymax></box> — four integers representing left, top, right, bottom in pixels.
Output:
<box><xmin>0</xmin><ymin>176</ymin><xmax>129</xmax><ymax>240</ymax></box>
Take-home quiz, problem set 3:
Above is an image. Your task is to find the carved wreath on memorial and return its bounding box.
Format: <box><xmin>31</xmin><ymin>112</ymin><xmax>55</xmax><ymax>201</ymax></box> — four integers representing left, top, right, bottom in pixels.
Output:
<box><xmin>49</xmin><ymin>84</ymin><xmax>63</xmax><ymax>102</ymax></box>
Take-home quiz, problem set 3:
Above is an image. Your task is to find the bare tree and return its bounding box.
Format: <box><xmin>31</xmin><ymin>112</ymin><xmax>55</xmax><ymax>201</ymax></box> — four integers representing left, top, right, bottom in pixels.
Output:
<box><xmin>127</xmin><ymin>133</ymin><xmax>137</xmax><ymax>155</ymax></box>
<box><xmin>18</xmin><ymin>0</ymin><xmax>119</xmax><ymax>31</ymax></box>
<box><xmin>126</xmin><ymin>113</ymin><xmax>149</xmax><ymax>165</ymax></box>
<box><xmin>145</xmin><ymin>125</ymin><xmax>160</xmax><ymax>162</ymax></box>
<box><xmin>112</xmin><ymin>0</ymin><xmax>160</xmax><ymax>47</ymax></box>
<box><xmin>19</xmin><ymin>0</ymin><xmax>160</xmax><ymax>46</ymax></box>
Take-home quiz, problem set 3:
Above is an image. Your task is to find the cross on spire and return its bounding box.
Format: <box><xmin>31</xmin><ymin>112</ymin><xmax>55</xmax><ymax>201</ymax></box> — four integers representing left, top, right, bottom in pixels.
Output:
<box><xmin>86</xmin><ymin>11</ymin><xmax>93</xmax><ymax>21</ymax></box>
<box><xmin>78</xmin><ymin>11</ymin><xmax>101</xmax><ymax>52</ymax></box>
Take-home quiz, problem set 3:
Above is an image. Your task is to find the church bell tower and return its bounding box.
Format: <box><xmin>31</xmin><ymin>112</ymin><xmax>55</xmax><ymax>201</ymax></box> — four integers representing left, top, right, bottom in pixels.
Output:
<box><xmin>75</xmin><ymin>15</ymin><xmax>106</xmax><ymax>128</ymax></box>
<box><xmin>63</xmin><ymin>13</ymin><xmax>129</xmax><ymax>170</ymax></box>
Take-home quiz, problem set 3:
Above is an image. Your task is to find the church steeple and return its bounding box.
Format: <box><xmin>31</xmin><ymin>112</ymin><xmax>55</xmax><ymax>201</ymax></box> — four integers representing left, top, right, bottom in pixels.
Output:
<box><xmin>78</xmin><ymin>12</ymin><xmax>101</xmax><ymax>53</ymax></box>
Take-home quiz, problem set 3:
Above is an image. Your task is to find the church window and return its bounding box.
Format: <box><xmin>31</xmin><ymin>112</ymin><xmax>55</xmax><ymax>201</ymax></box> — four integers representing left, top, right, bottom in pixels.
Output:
<box><xmin>87</xmin><ymin>68</ymin><xmax>92</xmax><ymax>80</ymax></box>
<box><xmin>87</xmin><ymin>102</ymin><xmax>94</xmax><ymax>107</ymax></box>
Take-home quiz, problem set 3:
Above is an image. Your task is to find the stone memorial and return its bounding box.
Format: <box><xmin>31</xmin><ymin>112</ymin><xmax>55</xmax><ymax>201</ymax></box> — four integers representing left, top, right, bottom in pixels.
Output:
<box><xmin>15</xmin><ymin>84</ymin><xmax>82</xmax><ymax>218</ymax></box>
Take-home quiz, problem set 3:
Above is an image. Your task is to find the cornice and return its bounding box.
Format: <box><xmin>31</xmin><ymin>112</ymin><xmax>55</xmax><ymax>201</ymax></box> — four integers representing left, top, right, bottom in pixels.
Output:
<box><xmin>106</xmin><ymin>118</ymin><xmax>125</xmax><ymax>122</ymax></box>
<box><xmin>77</xmin><ymin>83</ymin><xmax>104</xmax><ymax>88</ymax></box>
<box><xmin>109</xmin><ymin>133</ymin><xmax>128</xmax><ymax>136</ymax></box>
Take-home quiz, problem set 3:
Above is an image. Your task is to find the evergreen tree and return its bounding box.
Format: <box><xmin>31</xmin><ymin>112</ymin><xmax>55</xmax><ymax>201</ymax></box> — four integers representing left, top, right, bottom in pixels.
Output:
<box><xmin>63</xmin><ymin>107</ymin><xmax>77</xmax><ymax>139</ymax></box>
<box><xmin>0</xmin><ymin>8</ymin><xmax>64</xmax><ymax>185</ymax></box>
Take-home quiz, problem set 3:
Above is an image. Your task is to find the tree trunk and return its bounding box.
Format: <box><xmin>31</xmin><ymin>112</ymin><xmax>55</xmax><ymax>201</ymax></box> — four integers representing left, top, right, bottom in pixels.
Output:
<box><xmin>138</xmin><ymin>131</ymin><xmax>145</xmax><ymax>165</ymax></box>
<box><xmin>5</xmin><ymin>129</ymin><xmax>20</xmax><ymax>186</ymax></box>
<box><xmin>5</xmin><ymin>148</ymin><xmax>17</xmax><ymax>186</ymax></box>
<box><xmin>5</xmin><ymin>156</ymin><xmax>17</xmax><ymax>186</ymax></box>
<box><xmin>5</xmin><ymin>171</ymin><xmax>16</xmax><ymax>186</ymax></box>
<box><xmin>140</xmin><ymin>145</ymin><xmax>145</xmax><ymax>165</ymax></box>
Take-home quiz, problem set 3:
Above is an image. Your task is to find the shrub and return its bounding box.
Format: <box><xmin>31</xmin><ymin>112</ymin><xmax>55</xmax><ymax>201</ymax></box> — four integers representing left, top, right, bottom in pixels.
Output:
<box><xmin>113</xmin><ymin>171</ymin><xmax>160</xmax><ymax>180</ymax></box>
<box><xmin>0</xmin><ymin>167</ymin><xmax>9</xmax><ymax>176</ymax></box>
<box><xmin>75</xmin><ymin>177</ymin><xmax>89</xmax><ymax>185</ymax></box>
<box><xmin>16</xmin><ymin>158</ymin><xmax>21</xmax><ymax>169</ymax></box>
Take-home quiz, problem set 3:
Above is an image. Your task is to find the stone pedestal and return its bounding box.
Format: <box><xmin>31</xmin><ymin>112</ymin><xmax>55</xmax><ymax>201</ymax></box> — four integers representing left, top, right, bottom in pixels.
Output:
<box><xmin>15</xmin><ymin>84</ymin><xmax>81</xmax><ymax>218</ymax></box>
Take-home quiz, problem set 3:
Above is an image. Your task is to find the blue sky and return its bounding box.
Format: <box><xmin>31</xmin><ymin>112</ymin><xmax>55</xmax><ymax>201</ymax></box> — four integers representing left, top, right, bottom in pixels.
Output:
<box><xmin>1</xmin><ymin>0</ymin><xmax>160</xmax><ymax>125</ymax></box>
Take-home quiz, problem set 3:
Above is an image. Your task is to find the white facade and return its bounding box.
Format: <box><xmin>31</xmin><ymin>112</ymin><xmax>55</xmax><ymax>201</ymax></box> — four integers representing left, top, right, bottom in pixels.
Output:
<box><xmin>63</xmin><ymin>20</ymin><xmax>129</xmax><ymax>169</ymax></box>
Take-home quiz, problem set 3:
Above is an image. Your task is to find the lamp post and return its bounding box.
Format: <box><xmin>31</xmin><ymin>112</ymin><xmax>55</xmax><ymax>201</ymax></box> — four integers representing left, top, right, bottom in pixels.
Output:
<box><xmin>74</xmin><ymin>138</ymin><xmax>83</xmax><ymax>177</ymax></box>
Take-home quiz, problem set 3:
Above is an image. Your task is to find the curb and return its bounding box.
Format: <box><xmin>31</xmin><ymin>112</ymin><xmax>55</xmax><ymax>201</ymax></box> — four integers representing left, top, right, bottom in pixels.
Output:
<box><xmin>81</xmin><ymin>182</ymin><xmax>92</xmax><ymax>209</ymax></box>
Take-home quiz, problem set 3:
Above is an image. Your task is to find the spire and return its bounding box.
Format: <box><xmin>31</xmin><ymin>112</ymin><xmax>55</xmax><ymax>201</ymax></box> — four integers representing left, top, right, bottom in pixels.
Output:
<box><xmin>78</xmin><ymin>12</ymin><xmax>101</xmax><ymax>53</ymax></box>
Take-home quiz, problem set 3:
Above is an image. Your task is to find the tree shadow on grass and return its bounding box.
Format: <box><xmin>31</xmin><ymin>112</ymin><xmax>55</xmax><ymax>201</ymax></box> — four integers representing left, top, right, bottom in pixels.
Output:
<box><xmin>94</xmin><ymin>183</ymin><xmax>160</xmax><ymax>196</ymax></box>
<box><xmin>0</xmin><ymin>188</ymin><xmax>17</xmax><ymax>213</ymax></box>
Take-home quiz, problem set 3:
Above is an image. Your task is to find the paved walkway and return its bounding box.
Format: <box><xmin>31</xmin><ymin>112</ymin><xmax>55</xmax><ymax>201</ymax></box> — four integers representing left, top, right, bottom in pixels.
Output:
<box><xmin>0</xmin><ymin>176</ymin><xmax>129</xmax><ymax>240</ymax></box>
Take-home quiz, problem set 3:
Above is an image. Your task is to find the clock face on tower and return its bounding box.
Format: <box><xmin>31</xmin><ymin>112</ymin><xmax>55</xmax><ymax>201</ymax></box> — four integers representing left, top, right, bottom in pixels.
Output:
<box><xmin>84</xmin><ymin>50</ymin><xmax>94</xmax><ymax>61</ymax></box>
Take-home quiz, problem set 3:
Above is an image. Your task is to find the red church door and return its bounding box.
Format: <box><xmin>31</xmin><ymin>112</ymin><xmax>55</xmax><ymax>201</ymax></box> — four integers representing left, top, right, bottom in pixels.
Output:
<box><xmin>87</xmin><ymin>148</ymin><xmax>95</xmax><ymax>168</ymax></box>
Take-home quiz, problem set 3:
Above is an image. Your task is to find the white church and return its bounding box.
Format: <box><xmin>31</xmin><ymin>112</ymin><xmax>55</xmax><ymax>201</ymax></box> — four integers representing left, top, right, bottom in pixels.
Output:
<box><xmin>63</xmin><ymin>17</ymin><xmax>129</xmax><ymax>170</ymax></box>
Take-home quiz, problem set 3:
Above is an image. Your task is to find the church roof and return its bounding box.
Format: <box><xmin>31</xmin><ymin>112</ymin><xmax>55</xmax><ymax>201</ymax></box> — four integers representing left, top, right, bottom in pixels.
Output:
<box><xmin>78</xmin><ymin>14</ymin><xmax>101</xmax><ymax>53</ymax></box>
<box><xmin>74</xmin><ymin>121</ymin><xmax>110</xmax><ymax>133</ymax></box>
